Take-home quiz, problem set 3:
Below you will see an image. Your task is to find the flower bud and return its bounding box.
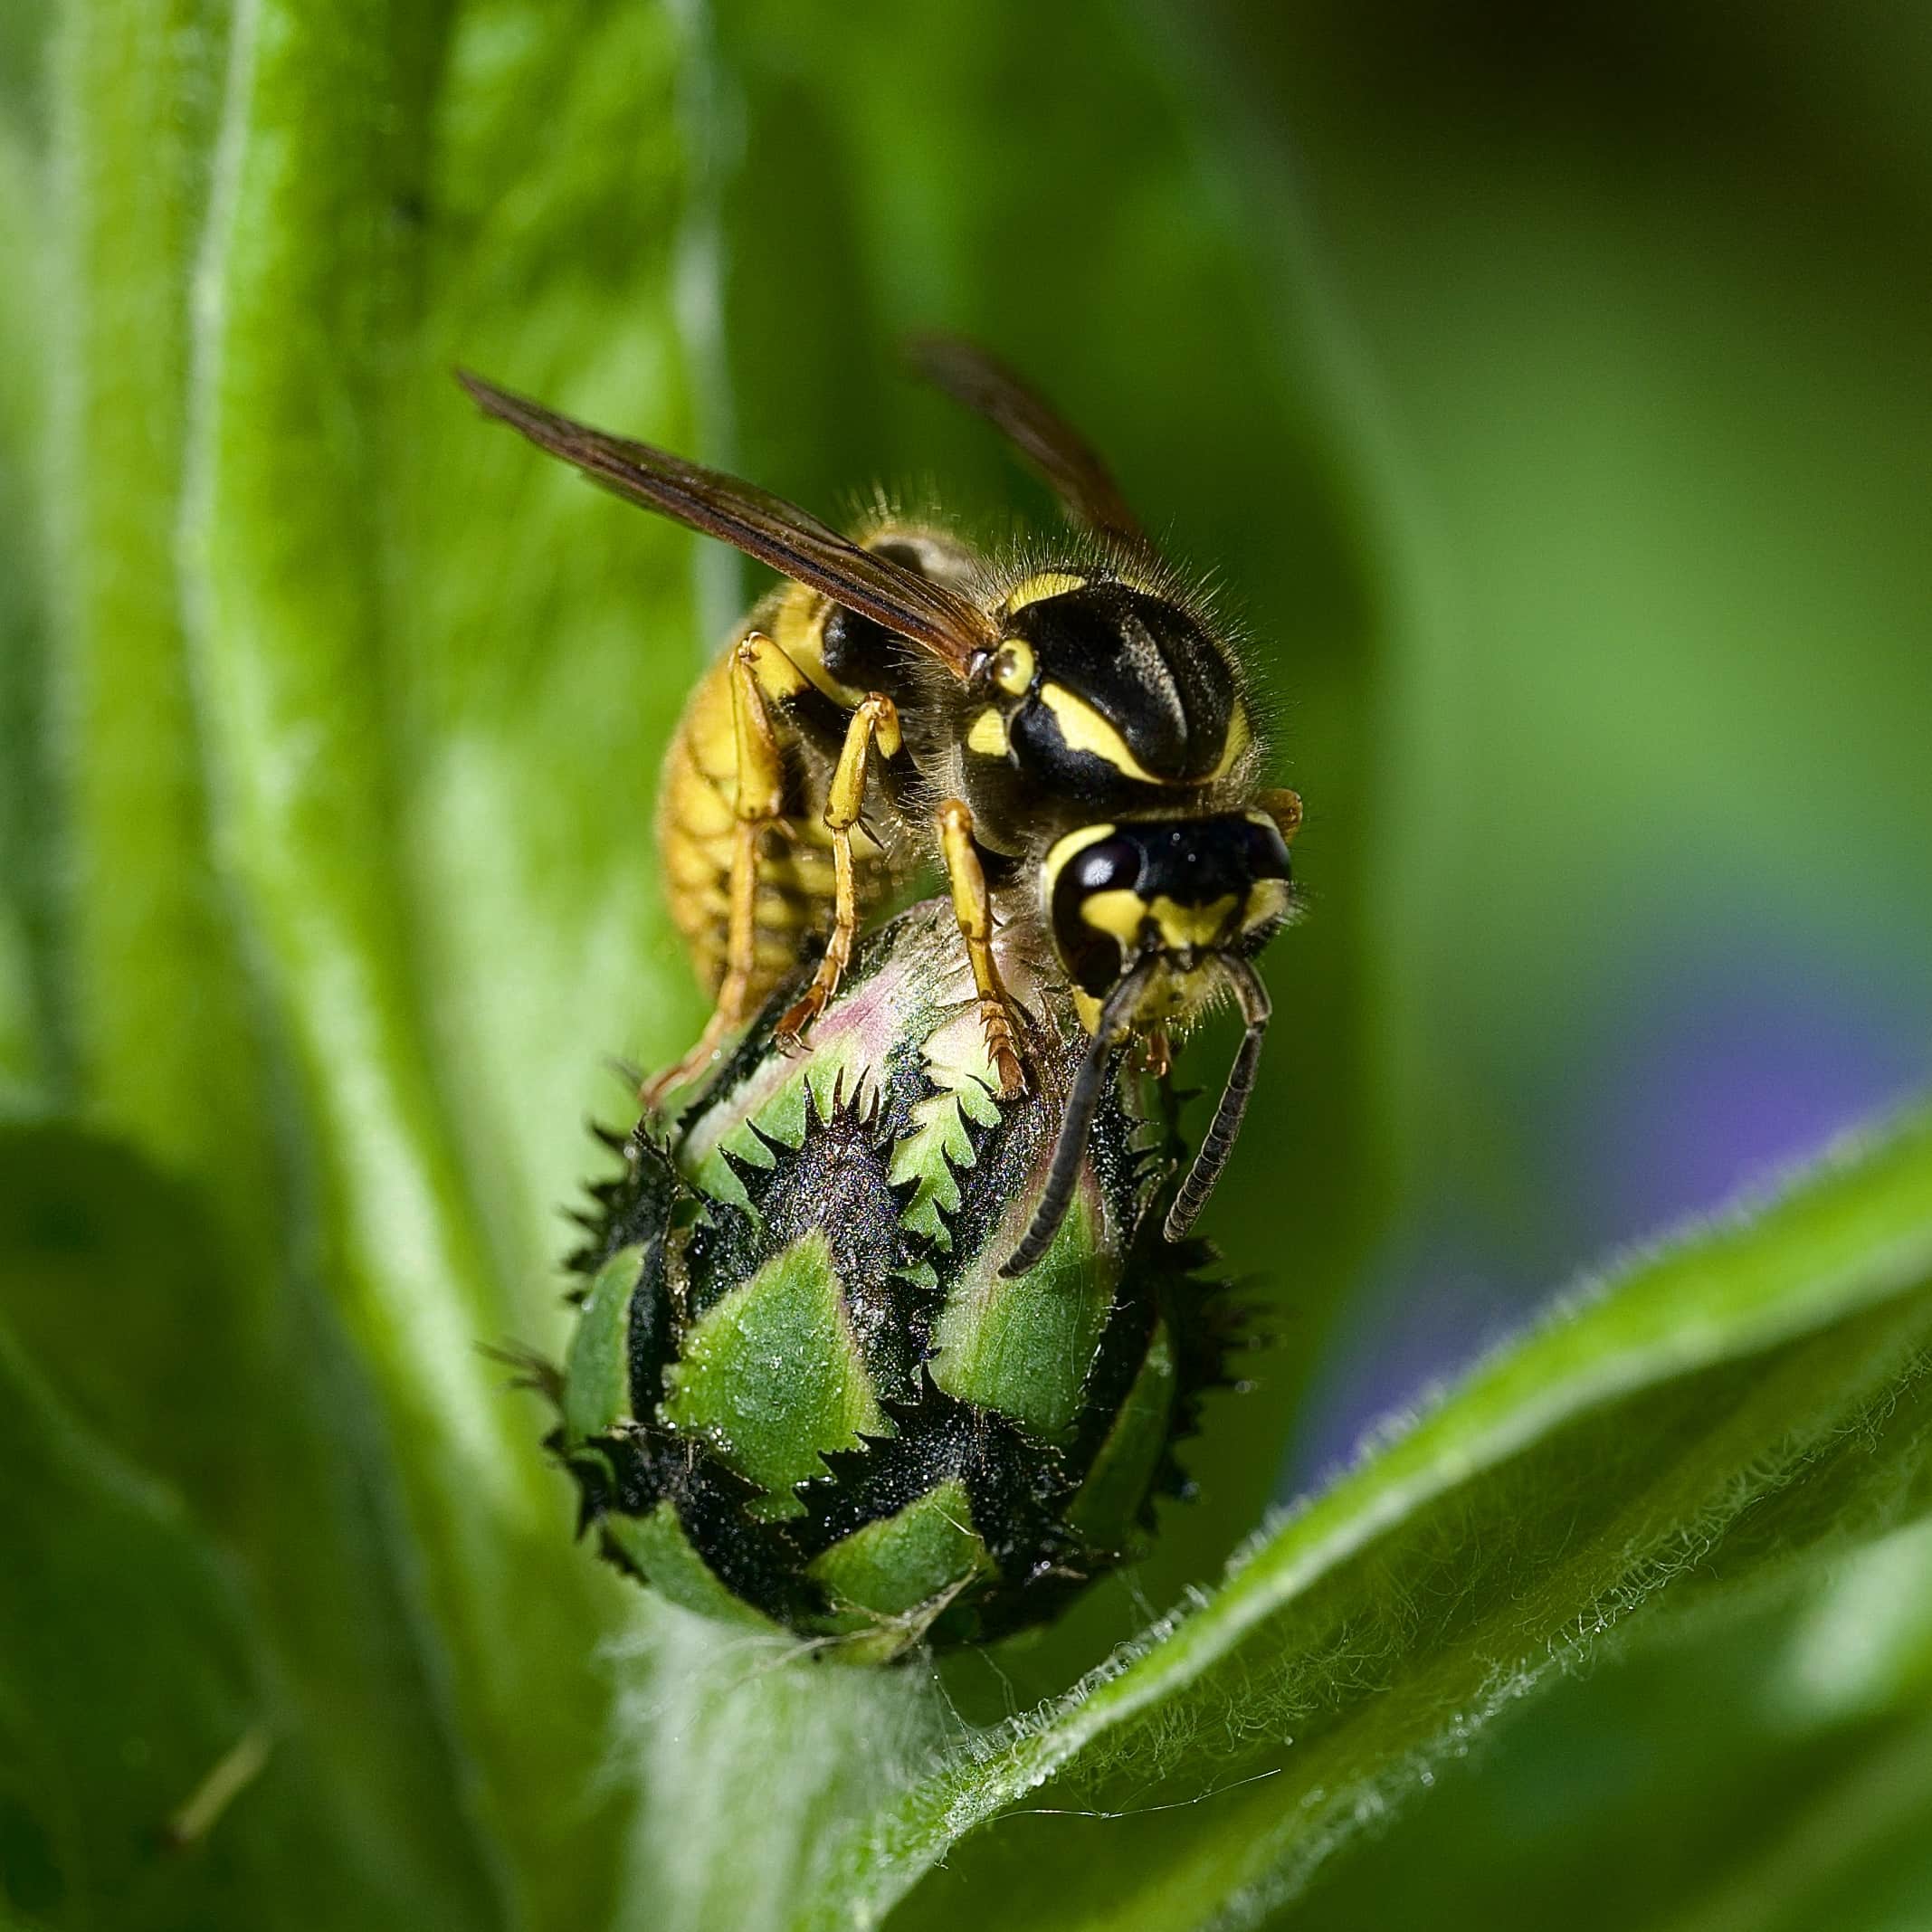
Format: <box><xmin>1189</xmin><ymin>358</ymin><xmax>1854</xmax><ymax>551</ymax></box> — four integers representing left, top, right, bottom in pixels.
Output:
<box><xmin>555</xmin><ymin>900</ymin><xmax>1231</xmax><ymax>1661</ymax></box>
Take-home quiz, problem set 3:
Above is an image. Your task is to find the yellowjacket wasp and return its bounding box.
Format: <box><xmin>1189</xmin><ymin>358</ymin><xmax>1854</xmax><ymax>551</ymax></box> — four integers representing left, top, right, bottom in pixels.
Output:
<box><xmin>460</xmin><ymin>338</ymin><xmax>1301</xmax><ymax>1275</ymax></box>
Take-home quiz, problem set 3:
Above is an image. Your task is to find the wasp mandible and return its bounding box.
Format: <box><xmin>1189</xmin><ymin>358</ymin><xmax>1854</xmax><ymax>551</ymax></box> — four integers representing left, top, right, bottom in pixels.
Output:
<box><xmin>460</xmin><ymin>339</ymin><xmax>1302</xmax><ymax>1274</ymax></box>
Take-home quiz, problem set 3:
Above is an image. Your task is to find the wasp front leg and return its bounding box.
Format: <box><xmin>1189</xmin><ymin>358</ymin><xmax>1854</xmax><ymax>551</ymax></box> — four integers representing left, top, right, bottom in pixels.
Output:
<box><xmin>643</xmin><ymin>631</ymin><xmax>807</xmax><ymax>1109</ymax></box>
<box><xmin>776</xmin><ymin>692</ymin><xmax>900</xmax><ymax>1041</ymax></box>
<box><xmin>936</xmin><ymin>799</ymin><xmax>1026</xmax><ymax>1099</ymax></box>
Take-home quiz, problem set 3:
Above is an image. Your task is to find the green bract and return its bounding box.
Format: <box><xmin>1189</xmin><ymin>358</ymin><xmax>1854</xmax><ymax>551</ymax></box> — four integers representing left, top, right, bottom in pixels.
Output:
<box><xmin>554</xmin><ymin>900</ymin><xmax>1232</xmax><ymax>1661</ymax></box>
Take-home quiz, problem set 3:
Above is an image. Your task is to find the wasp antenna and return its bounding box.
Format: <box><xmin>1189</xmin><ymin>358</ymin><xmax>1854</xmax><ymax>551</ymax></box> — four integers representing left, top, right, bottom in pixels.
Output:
<box><xmin>1162</xmin><ymin>957</ymin><xmax>1271</xmax><ymax>1244</ymax></box>
<box><xmin>1000</xmin><ymin>961</ymin><xmax>1154</xmax><ymax>1278</ymax></box>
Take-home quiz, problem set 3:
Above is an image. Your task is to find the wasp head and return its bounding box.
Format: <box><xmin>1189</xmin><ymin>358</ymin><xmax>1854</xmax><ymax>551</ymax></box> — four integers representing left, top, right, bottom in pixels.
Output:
<box><xmin>1041</xmin><ymin>813</ymin><xmax>1293</xmax><ymax>1024</ymax></box>
<box><xmin>1000</xmin><ymin>808</ymin><xmax>1298</xmax><ymax>1278</ymax></box>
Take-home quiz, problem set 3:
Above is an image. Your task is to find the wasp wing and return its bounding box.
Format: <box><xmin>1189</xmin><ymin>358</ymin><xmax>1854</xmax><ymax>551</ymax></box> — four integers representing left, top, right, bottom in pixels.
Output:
<box><xmin>458</xmin><ymin>371</ymin><xmax>995</xmax><ymax>675</ymax></box>
<box><xmin>909</xmin><ymin>332</ymin><xmax>1150</xmax><ymax>553</ymax></box>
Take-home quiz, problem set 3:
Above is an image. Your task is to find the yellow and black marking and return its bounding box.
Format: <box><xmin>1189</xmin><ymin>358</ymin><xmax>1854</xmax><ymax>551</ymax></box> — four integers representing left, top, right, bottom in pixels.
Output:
<box><xmin>956</xmin><ymin>574</ymin><xmax>1262</xmax><ymax>860</ymax></box>
<box><xmin>999</xmin><ymin>570</ymin><xmax>1087</xmax><ymax>616</ymax></box>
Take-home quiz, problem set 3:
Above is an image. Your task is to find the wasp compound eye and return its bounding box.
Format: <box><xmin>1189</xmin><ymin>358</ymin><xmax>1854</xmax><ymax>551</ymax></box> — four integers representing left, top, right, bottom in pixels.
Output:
<box><xmin>549</xmin><ymin>901</ymin><xmax>1232</xmax><ymax>1663</ymax></box>
<box><xmin>1047</xmin><ymin>828</ymin><xmax>1145</xmax><ymax>996</ymax></box>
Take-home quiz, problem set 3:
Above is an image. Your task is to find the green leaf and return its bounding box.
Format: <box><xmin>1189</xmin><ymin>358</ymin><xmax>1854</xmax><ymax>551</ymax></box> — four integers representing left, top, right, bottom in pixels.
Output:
<box><xmin>0</xmin><ymin>1125</ymin><xmax>506</xmax><ymax>1927</ymax></box>
<box><xmin>1282</xmin><ymin>1523</ymin><xmax>1932</xmax><ymax>1931</ymax></box>
<box><xmin>165</xmin><ymin>0</ymin><xmax>711</xmax><ymax>1912</ymax></box>
<box><xmin>24</xmin><ymin>0</ymin><xmax>704</xmax><ymax>1919</ymax></box>
<box><xmin>0</xmin><ymin>1322</ymin><xmax>361</xmax><ymax>1927</ymax></box>
<box><xmin>805</xmin><ymin>1110</ymin><xmax>1932</xmax><ymax>1929</ymax></box>
<box><xmin>49</xmin><ymin>0</ymin><xmax>268</xmax><ymax>1225</ymax></box>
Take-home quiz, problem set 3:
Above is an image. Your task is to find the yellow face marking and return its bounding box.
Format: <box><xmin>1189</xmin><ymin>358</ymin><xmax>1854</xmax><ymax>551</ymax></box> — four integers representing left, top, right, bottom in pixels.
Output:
<box><xmin>993</xmin><ymin>639</ymin><xmax>1035</xmax><ymax>695</ymax></box>
<box><xmin>1079</xmin><ymin>888</ymin><xmax>1150</xmax><ymax>947</ymax></box>
<box><xmin>966</xmin><ymin>706</ymin><xmax>1010</xmax><ymax>757</ymax></box>
<box><xmin>1082</xmin><ymin>889</ymin><xmax>1241</xmax><ymax>953</ymax></box>
<box><xmin>1000</xmin><ymin>570</ymin><xmax>1087</xmax><ymax>615</ymax></box>
<box><xmin>1149</xmin><ymin>893</ymin><xmax>1239</xmax><ymax>949</ymax></box>
<box><xmin>1038</xmin><ymin>682</ymin><xmax>1165</xmax><ymax>785</ymax></box>
<box><xmin>1067</xmin><ymin>953</ymin><xmax>1229</xmax><ymax>1036</ymax></box>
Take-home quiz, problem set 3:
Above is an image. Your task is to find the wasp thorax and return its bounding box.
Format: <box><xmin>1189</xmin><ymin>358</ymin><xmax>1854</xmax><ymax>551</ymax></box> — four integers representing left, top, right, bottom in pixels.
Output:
<box><xmin>554</xmin><ymin>900</ymin><xmax>1232</xmax><ymax>1661</ymax></box>
<box><xmin>960</xmin><ymin>576</ymin><xmax>1256</xmax><ymax>852</ymax></box>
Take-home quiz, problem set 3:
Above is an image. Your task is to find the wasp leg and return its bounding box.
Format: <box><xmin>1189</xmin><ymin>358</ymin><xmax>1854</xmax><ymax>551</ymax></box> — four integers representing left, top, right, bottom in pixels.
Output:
<box><xmin>643</xmin><ymin>631</ymin><xmax>806</xmax><ymax>1109</ymax></box>
<box><xmin>776</xmin><ymin>692</ymin><xmax>900</xmax><ymax>1040</ymax></box>
<box><xmin>936</xmin><ymin>799</ymin><xmax>1026</xmax><ymax>1099</ymax></box>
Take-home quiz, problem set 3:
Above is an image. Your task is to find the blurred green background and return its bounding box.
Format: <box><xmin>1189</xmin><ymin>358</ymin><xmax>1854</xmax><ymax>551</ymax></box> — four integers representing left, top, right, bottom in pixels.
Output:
<box><xmin>2</xmin><ymin>0</ymin><xmax>1929</xmax><ymax>1927</ymax></box>
<box><xmin>1249</xmin><ymin>0</ymin><xmax>1932</xmax><ymax>1479</ymax></box>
